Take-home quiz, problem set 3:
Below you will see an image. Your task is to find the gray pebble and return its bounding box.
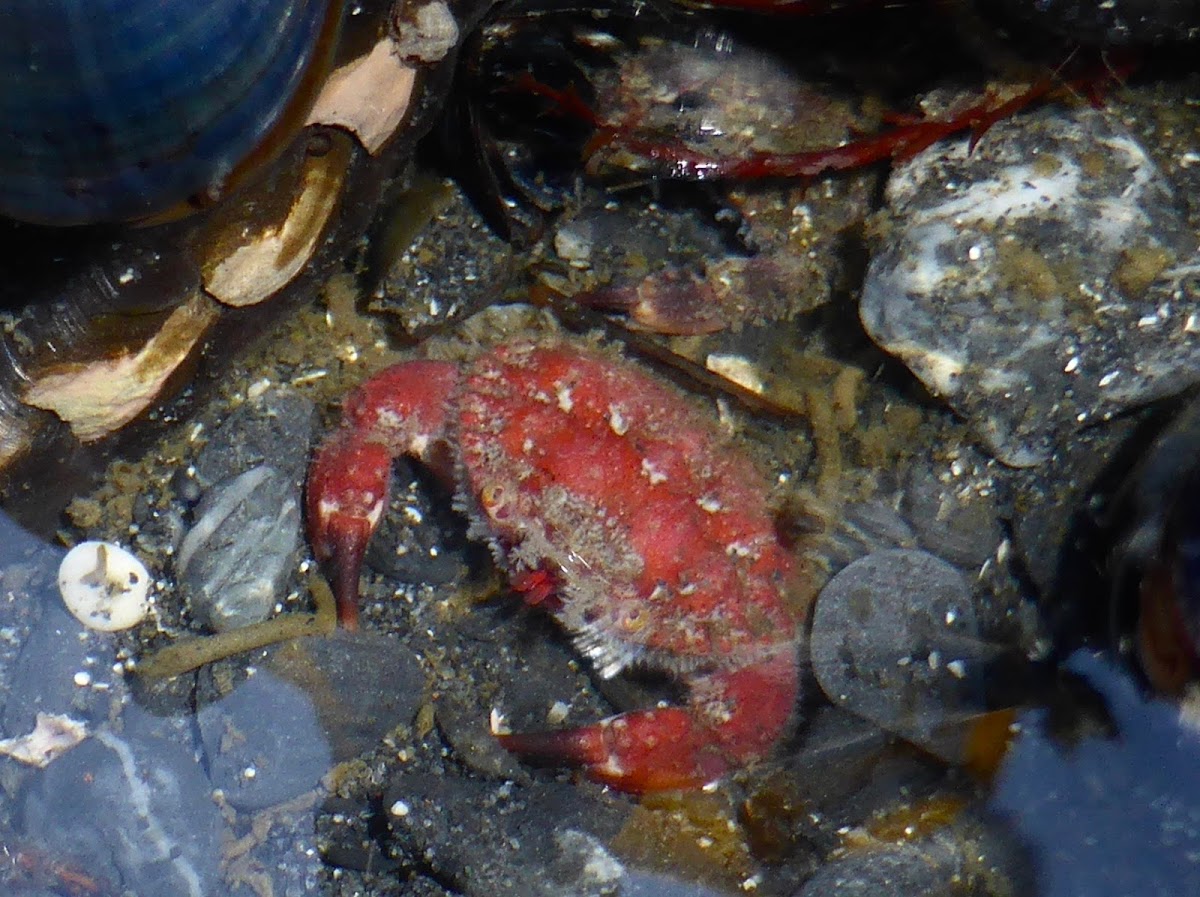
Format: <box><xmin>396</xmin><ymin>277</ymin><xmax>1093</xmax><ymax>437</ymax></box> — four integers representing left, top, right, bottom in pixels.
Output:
<box><xmin>178</xmin><ymin>465</ymin><xmax>300</xmax><ymax>631</ymax></box>
<box><xmin>810</xmin><ymin>549</ymin><xmax>984</xmax><ymax>757</ymax></box>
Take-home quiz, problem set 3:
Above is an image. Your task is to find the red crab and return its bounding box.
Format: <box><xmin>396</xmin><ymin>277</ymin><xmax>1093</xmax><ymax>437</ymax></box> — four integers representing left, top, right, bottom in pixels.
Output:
<box><xmin>306</xmin><ymin>340</ymin><xmax>810</xmax><ymax>792</ymax></box>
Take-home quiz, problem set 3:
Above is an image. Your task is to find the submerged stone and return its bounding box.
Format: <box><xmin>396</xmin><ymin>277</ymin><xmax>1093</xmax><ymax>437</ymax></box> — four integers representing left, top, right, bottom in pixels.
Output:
<box><xmin>862</xmin><ymin>106</ymin><xmax>1200</xmax><ymax>466</ymax></box>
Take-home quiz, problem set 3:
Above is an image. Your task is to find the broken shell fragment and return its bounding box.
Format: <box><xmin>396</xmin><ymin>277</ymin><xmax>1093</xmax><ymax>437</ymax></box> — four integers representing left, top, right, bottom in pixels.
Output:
<box><xmin>22</xmin><ymin>291</ymin><xmax>220</xmax><ymax>442</ymax></box>
<box><xmin>0</xmin><ymin>712</ymin><xmax>88</xmax><ymax>767</ymax></box>
<box><xmin>58</xmin><ymin>541</ymin><xmax>152</xmax><ymax>632</ymax></box>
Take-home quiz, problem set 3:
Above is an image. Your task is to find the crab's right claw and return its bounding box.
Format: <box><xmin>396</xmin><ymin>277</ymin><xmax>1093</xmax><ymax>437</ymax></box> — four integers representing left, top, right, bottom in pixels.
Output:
<box><xmin>306</xmin><ymin>432</ymin><xmax>394</xmax><ymax>630</ymax></box>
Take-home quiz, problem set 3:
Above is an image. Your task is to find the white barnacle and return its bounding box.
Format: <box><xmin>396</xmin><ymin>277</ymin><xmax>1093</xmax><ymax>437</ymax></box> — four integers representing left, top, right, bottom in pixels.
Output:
<box><xmin>556</xmin><ymin>384</ymin><xmax>574</xmax><ymax>412</ymax></box>
<box><xmin>640</xmin><ymin>458</ymin><xmax>668</xmax><ymax>484</ymax></box>
<box><xmin>607</xmin><ymin>404</ymin><xmax>629</xmax><ymax>435</ymax></box>
<box><xmin>696</xmin><ymin>495</ymin><xmax>723</xmax><ymax>513</ymax></box>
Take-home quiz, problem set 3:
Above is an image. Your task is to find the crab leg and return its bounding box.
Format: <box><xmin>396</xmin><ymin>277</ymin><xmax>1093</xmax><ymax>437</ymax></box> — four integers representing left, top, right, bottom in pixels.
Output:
<box><xmin>306</xmin><ymin>360</ymin><xmax>461</xmax><ymax>629</ymax></box>
<box><xmin>497</xmin><ymin>651</ymin><xmax>798</xmax><ymax>793</ymax></box>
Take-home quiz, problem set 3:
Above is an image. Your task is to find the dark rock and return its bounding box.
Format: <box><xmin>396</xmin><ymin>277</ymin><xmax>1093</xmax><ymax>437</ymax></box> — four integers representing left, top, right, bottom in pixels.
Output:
<box><xmin>383</xmin><ymin>772</ymin><xmax>626</xmax><ymax>897</ymax></box>
<box><xmin>264</xmin><ymin>629</ymin><xmax>428</xmax><ymax>763</ymax></box>
<box><xmin>20</xmin><ymin>726</ymin><xmax>221</xmax><ymax>897</ymax></box>
<box><xmin>794</xmin><ymin>842</ymin><xmax>962</xmax><ymax>897</ymax></box>
<box><xmin>197</xmin><ymin>667</ymin><xmax>332</xmax><ymax>811</ymax></box>
<box><xmin>192</xmin><ymin>386</ymin><xmax>317</xmax><ymax>490</ymax></box>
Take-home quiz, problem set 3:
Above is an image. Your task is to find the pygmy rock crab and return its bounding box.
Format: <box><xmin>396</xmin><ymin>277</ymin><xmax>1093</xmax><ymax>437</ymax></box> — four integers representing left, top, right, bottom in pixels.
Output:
<box><xmin>307</xmin><ymin>340</ymin><xmax>813</xmax><ymax>792</ymax></box>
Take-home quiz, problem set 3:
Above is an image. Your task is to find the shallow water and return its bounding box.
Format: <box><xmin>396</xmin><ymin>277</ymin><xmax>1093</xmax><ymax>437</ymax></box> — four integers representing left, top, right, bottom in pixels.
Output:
<box><xmin>2</xmin><ymin>7</ymin><xmax>1200</xmax><ymax>896</ymax></box>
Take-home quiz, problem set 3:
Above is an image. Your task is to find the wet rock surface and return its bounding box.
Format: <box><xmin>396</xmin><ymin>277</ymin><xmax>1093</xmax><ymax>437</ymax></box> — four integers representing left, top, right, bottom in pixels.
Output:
<box><xmin>810</xmin><ymin>549</ymin><xmax>986</xmax><ymax>757</ymax></box>
<box><xmin>20</xmin><ymin>722</ymin><xmax>221</xmax><ymax>897</ymax></box>
<box><xmin>862</xmin><ymin>105</ymin><xmax>1200</xmax><ymax>466</ymax></box>
<box><xmin>383</xmin><ymin>774</ymin><xmax>626</xmax><ymax>897</ymax></box>
<box><xmin>198</xmin><ymin>668</ymin><xmax>333</xmax><ymax>810</ymax></box>
<box><xmin>1</xmin><ymin>603</ymin><xmax>104</xmax><ymax>736</ymax></box>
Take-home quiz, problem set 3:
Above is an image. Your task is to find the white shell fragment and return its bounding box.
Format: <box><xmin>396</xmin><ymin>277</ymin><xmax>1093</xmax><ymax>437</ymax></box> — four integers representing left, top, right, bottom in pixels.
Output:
<box><xmin>58</xmin><ymin>541</ymin><xmax>152</xmax><ymax>631</ymax></box>
<box><xmin>0</xmin><ymin>712</ymin><xmax>88</xmax><ymax>767</ymax></box>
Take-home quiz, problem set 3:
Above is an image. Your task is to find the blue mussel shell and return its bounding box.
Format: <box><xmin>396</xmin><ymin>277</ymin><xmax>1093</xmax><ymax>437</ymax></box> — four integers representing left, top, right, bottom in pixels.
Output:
<box><xmin>0</xmin><ymin>0</ymin><xmax>343</xmax><ymax>225</ymax></box>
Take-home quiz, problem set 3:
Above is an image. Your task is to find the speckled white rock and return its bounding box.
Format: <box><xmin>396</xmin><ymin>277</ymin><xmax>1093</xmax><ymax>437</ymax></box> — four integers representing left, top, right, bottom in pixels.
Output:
<box><xmin>861</xmin><ymin>105</ymin><xmax>1200</xmax><ymax>466</ymax></box>
<box><xmin>58</xmin><ymin>541</ymin><xmax>152</xmax><ymax>631</ymax></box>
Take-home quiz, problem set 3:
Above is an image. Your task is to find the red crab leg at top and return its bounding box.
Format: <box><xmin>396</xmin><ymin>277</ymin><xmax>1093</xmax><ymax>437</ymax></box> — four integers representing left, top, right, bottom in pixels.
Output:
<box><xmin>680</xmin><ymin>0</ymin><xmax>896</xmax><ymax>13</ymax></box>
<box><xmin>593</xmin><ymin>77</ymin><xmax>1059</xmax><ymax>179</ymax></box>
<box><xmin>517</xmin><ymin>58</ymin><xmax>1136</xmax><ymax>184</ymax></box>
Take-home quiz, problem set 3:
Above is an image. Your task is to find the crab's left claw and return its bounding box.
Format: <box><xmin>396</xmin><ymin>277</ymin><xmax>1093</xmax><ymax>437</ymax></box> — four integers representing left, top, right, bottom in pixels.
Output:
<box><xmin>306</xmin><ymin>432</ymin><xmax>394</xmax><ymax>630</ymax></box>
<box><xmin>497</xmin><ymin>654</ymin><xmax>799</xmax><ymax>793</ymax></box>
<box><xmin>497</xmin><ymin>707</ymin><xmax>730</xmax><ymax>793</ymax></box>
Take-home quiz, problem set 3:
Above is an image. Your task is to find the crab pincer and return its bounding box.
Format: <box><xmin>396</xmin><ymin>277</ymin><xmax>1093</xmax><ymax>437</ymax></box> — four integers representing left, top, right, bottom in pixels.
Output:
<box><xmin>306</xmin><ymin>341</ymin><xmax>811</xmax><ymax>792</ymax></box>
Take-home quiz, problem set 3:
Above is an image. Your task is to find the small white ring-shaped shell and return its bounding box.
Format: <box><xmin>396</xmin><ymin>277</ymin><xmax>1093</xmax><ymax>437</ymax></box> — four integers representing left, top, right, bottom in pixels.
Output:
<box><xmin>58</xmin><ymin>541</ymin><xmax>152</xmax><ymax>632</ymax></box>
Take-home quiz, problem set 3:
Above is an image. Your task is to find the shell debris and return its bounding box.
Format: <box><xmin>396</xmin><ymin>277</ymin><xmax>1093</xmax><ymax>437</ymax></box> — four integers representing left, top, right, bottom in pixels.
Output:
<box><xmin>58</xmin><ymin>540</ymin><xmax>152</xmax><ymax>632</ymax></box>
<box><xmin>0</xmin><ymin>712</ymin><xmax>88</xmax><ymax>767</ymax></box>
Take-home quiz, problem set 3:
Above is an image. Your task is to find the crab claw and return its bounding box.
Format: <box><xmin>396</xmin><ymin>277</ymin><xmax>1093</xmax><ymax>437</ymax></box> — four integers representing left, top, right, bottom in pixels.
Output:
<box><xmin>575</xmin><ymin>267</ymin><xmax>727</xmax><ymax>336</ymax></box>
<box><xmin>497</xmin><ymin>654</ymin><xmax>798</xmax><ymax>793</ymax></box>
<box><xmin>497</xmin><ymin>707</ymin><xmax>730</xmax><ymax>793</ymax></box>
<box><xmin>307</xmin><ymin>360</ymin><xmax>461</xmax><ymax>629</ymax></box>
<box><xmin>306</xmin><ymin>432</ymin><xmax>394</xmax><ymax>630</ymax></box>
